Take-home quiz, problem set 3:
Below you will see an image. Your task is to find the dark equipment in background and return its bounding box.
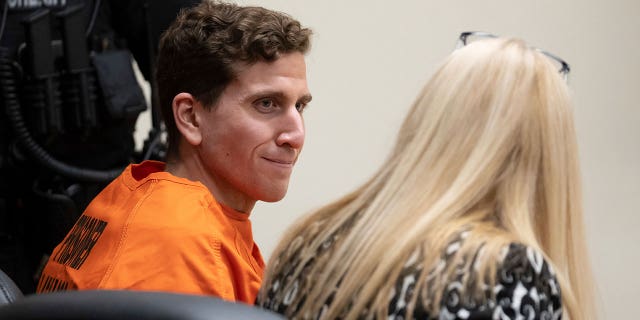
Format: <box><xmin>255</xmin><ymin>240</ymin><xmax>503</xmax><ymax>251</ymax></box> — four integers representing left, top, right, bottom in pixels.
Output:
<box><xmin>0</xmin><ymin>0</ymin><xmax>200</xmax><ymax>294</ymax></box>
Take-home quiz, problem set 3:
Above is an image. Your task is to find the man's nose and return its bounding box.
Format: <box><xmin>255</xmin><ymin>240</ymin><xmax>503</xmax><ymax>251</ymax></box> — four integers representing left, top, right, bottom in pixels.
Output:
<box><xmin>275</xmin><ymin>107</ymin><xmax>305</xmax><ymax>149</ymax></box>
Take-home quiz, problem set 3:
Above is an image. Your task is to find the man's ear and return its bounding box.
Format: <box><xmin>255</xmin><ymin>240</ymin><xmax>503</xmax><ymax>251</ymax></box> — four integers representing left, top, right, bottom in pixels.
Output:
<box><xmin>172</xmin><ymin>92</ymin><xmax>202</xmax><ymax>146</ymax></box>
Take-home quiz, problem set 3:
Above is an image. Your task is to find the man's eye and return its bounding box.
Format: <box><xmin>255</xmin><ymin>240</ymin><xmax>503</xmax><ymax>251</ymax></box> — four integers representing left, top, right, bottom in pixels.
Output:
<box><xmin>255</xmin><ymin>99</ymin><xmax>276</xmax><ymax>112</ymax></box>
<box><xmin>295</xmin><ymin>102</ymin><xmax>307</xmax><ymax>112</ymax></box>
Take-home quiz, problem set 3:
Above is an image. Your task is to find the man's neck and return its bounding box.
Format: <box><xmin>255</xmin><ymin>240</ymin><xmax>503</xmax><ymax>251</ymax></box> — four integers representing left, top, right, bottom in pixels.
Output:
<box><xmin>165</xmin><ymin>156</ymin><xmax>256</xmax><ymax>214</ymax></box>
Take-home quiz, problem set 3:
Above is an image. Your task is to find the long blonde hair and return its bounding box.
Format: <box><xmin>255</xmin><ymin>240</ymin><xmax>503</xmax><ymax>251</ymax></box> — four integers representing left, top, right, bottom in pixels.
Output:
<box><xmin>260</xmin><ymin>38</ymin><xmax>596</xmax><ymax>319</ymax></box>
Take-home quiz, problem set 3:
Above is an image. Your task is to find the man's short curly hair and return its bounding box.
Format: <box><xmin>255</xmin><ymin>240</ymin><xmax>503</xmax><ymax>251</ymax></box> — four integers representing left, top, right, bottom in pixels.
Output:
<box><xmin>156</xmin><ymin>1</ymin><xmax>312</xmax><ymax>159</ymax></box>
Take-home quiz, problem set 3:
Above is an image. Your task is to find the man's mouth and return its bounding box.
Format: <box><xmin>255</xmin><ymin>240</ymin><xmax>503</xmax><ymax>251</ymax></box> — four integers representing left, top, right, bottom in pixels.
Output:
<box><xmin>263</xmin><ymin>157</ymin><xmax>295</xmax><ymax>167</ymax></box>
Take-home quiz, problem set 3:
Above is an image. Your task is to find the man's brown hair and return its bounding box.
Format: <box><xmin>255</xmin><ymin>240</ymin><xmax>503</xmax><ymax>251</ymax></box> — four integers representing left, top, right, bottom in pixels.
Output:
<box><xmin>156</xmin><ymin>1</ymin><xmax>312</xmax><ymax>159</ymax></box>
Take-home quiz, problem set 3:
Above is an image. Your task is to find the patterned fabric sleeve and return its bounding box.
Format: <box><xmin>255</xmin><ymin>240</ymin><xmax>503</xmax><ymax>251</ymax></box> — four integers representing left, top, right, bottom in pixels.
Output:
<box><xmin>483</xmin><ymin>243</ymin><xmax>562</xmax><ymax>320</ymax></box>
<box><xmin>389</xmin><ymin>243</ymin><xmax>563</xmax><ymax>320</ymax></box>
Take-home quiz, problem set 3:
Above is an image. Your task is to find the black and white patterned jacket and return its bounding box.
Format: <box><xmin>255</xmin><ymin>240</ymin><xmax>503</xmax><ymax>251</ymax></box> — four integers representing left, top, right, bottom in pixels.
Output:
<box><xmin>259</xmin><ymin>232</ymin><xmax>562</xmax><ymax>320</ymax></box>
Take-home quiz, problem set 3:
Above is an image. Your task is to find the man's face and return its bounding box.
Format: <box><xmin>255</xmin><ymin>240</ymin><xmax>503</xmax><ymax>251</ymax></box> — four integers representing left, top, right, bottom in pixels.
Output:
<box><xmin>197</xmin><ymin>52</ymin><xmax>311</xmax><ymax>212</ymax></box>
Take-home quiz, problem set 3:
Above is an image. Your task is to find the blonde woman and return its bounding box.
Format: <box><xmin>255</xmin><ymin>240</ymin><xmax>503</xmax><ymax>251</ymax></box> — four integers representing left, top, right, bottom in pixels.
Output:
<box><xmin>257</xmin><ymin>33</ymin><xmax>596</xmax><ymax>319</ymax></box>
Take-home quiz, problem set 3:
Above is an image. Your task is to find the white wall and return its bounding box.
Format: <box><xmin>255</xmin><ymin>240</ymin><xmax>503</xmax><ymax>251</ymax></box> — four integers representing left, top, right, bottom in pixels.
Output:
<box><xmin>136</xmin><ymin>0</ymin><xmax>639</xmax><ymax>318</ymax></box>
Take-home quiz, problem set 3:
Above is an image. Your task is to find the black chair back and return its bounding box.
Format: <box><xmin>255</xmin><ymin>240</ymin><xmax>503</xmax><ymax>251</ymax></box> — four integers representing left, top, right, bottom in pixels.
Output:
<box><xmin>0</xmin><ymin>268</ymin><xmax>23</xmax><ymax>305</ymax></box>
<box><xmin>0</xmin><ymin>290</ymin><xmax>284</xmax><ymax>320</ymax></box>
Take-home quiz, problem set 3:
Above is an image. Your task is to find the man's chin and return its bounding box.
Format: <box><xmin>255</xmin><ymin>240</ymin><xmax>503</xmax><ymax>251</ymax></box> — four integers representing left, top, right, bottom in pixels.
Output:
<box><xmin>259</xmin><ymin>195</ymin><xmax>286</xmax><ymax>203</ymax></box>
<box><xmin>257</xmin><ymin>188</ymin><xmax>288</xmax><ymax>203</ymax></box>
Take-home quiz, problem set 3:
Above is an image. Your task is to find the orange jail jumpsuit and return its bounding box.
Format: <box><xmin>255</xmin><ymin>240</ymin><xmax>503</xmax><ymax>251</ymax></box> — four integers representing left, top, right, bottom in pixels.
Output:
<box><xmin>37</xmin><ymin>160</ymin><xmax>264</xmax><ymax>304</ymax></box>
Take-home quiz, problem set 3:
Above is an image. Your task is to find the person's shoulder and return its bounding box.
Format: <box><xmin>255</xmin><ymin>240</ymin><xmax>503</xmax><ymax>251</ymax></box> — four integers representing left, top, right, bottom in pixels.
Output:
<box><xmin>143</xmin><ymin>175</ymin><xmax>214</xmax><ymax>207</ymax></box>
<box><xmin>428</xmin><ymin>242</ymin><xmax>563</xmax><ymax>319</ymax></box>
<box><xmin>498</xmin><ymin>243</ymin><xmax>560</xmax><ymax>291</ymax></box>
<box><xmin>491</xmin><ymin>243</ymin><xmax>563</xmax><ymax>319</ymax></box>
<box><xmin>126</xmin><ymin>174</ymin><xmax>220</xmax><ymax>232</ymax></box>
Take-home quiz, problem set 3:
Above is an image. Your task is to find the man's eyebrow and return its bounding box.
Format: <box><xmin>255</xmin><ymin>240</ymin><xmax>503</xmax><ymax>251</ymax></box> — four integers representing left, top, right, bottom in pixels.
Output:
<box><xmin>299</xmin><ymin>94</ymin><xmax>313</xmax><ymax>104</ymax></box>
<box><xmin>246</xmin><ymin>91</ymin><xmax>313</xmax><ymax>104</ymax></box>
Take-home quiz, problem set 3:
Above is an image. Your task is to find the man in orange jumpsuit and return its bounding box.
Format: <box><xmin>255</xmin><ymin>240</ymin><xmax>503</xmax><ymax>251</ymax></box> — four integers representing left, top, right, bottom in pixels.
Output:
<box><xmin>37</xmin><ymin>1</ymin><xmax>312</xmax><ymax>305</ymax></box>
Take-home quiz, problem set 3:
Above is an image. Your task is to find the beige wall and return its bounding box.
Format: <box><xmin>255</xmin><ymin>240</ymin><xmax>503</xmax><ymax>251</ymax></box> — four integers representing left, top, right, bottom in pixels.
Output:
<box><xmin>136</xmin><ymin>0</ymin><xmax>639</xmax><ymax>317</ymax></box>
